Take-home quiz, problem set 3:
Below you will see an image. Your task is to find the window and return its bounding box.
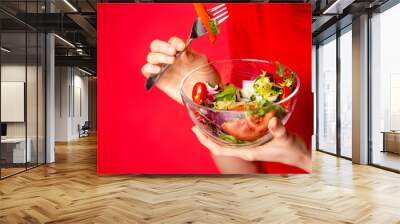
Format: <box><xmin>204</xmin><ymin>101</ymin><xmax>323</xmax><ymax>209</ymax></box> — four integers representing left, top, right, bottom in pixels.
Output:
<box><xmin>0</xmin><ymin>1</ymin><xmax>46</xmax><ymax>179</ymax></box>
<box><xmin>339</xmin><ymin>27</ymin><xmax>352</xmax><ymax>158</ymax></box>
<box><xmin>317</xmin><ymin>35</ymin><xmax>337</xmax><ymax>154</ymax></box>
<box><xmin>370</xmin><ymin>2</ymin><xmax>400</xmax><ymax>171</ymax></box>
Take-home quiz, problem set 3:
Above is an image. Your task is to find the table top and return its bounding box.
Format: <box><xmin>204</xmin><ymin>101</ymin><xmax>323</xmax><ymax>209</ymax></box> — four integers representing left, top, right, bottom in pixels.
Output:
<box><xmin>381</xmin><ymin>131</ymin><xmax>400</xmax><ymax>134</ymax></box>
<box><xmin>1</xmin><ymin>138</ymin><xmax>30</xmax><ymax>143</ymax></box>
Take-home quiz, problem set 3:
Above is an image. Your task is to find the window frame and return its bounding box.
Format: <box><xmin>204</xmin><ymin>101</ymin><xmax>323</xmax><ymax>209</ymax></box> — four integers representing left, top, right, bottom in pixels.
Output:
<box><xmin>315</xmin><ymin>24</ymin><xmax>353</xmax><ymax>161</ymax></box>
<box><xmin>0</xmin><ymin>0</ymin><xmax>48</xmax><ymax>180</ymax></box>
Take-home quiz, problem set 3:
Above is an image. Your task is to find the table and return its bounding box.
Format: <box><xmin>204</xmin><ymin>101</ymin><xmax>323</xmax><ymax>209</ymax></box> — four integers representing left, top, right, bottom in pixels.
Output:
<box><xmin>1</xmin><ymin>138</ymin><xmax>31</xmax><ymax>164</ymax></box>
<box><xmin>381</xmin><ymin>131</ymin><xmax>400</xmax><ymax>154</ymax></box>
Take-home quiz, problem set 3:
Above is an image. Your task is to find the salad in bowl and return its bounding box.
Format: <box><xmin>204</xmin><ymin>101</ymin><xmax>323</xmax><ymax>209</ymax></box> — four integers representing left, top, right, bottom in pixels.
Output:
<box><xmin>180</xmin><ymin>59</ymin><xmax>300</xmax><ymax>148</ymax></box>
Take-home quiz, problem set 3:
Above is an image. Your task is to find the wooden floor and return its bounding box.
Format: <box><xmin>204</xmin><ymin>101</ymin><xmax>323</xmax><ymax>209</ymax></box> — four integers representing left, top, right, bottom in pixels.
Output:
<box><xmin>1</xmin><ymin>135</ymin><xmax>400</xmax><ymax>224</ymax></box>
<box><xmin>1</xmin><ymin>167</ymin><xmax>26</xmax><ymax>178</ymax></box>
<box><xmin>1</xmin><ymin>163</ymin><xmax>43</xmax><ymax>178</ymax></box>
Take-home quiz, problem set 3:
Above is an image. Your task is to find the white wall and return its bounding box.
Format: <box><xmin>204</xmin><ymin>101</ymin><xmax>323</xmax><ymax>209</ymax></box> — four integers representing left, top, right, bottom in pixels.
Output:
<box><xmin>1</xmin><ymin>64</ymin><xmax>25</xmax><ymax>81</ymax></box>
<box><xmin>72</xmin><ymin>73</ymin><xmax>89</xmax><ymax>138</ymax></box>
<box><xmin>1</xmin><ymin>65</ymin><xmax>25</xmax><ymax>132</ymax></box>
<box><xmin>55</xmin><ymin>67</ymin><xmax>89</xmax><ymax>141</ymax></box>
<box><xmin>55</xmin><ymin>66</ymin><xmax>70</xmax><ymax>141</ymax></box>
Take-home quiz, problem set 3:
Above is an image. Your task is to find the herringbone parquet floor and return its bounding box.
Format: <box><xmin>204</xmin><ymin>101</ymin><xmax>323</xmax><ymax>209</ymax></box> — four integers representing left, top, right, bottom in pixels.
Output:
<box><xmin>1</xmin><ymin>134</ymin><xmax>400</xmax><ymax>224</ymax></box>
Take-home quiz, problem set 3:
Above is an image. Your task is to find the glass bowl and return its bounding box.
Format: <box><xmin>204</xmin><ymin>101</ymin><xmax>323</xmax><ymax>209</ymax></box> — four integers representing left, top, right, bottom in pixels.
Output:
<box><xmin>180</xmin><ymin>59</ymin><xmax>300</xmax><ymax>148</ymax></box>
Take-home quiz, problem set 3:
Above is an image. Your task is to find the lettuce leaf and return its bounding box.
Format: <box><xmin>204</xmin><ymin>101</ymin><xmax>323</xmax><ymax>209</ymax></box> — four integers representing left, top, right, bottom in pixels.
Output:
<box><xmin>215</xmin><ymin>85</ymin><xmax>237</xmax><ymax>102</ymax></box>
<box><xmin>276</xmin><ymin>61</ymin><xmax>285</xmax><ymax>77</ymax></box>
<box><xmin>219</xmin><ymin>133</ymin><xmax>245</xmax><ymax>144</ymax></box>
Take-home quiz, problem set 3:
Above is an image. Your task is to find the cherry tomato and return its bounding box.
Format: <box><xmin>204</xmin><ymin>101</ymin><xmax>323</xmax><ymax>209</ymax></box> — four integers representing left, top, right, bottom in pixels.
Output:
<box><xmin>192</xmin><ymin>82</ymin><xmax>208</xmax><ymax>104</ymax></box>
<box><xmin>272</xmin><ymin>73</ymin><xmax>283</xmax><ymax>84</ymax></box>
<box><xmin>281</xmin><ymin>86</ymin><xmax>291</xmax><ymax>109</ymax></box>
<box><xmin>274</xmin><ymin>69</ymin><xmax>293</xmax><ymax>85</ymax></box>
<box><xmin>283</xmin><ymin>69</ymin><xmax>292</xmax><ymax>78</ymax></box>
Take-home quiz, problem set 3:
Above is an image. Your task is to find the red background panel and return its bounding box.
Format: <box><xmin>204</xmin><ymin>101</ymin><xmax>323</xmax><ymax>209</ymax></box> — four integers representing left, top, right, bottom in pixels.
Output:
<box><xmin>97</xmin><ymin>3</ymin><xmax>312</xmax><ymax>174</ymax></box>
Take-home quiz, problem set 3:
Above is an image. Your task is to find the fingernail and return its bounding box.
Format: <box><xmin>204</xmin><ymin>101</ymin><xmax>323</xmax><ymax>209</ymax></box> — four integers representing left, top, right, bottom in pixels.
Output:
<box><xmin>153</xmin><ymin>66</ymin><xmax>160</xmax><ymax>73</ymax></box>
<box><xmin>178</xmin><ymin>42</ymin><xmax>185</xmax><ymax>50</ymax></box>
<box><xmin>168</xmin><ymin>47</ymin><xmax>175</xmax><ymax>54</ymax></box>
<box><xmin>167</xmin><ymin>56</ymin><xmax>175</xmax><ymax>63</ymax></box>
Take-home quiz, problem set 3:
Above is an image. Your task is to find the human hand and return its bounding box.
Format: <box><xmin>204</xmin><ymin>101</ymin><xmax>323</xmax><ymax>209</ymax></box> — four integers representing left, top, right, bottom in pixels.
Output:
<box><xmin>192</xmin><ymin>117</ymin><xmax>311</xmax><ymax>173</ymax></box>
<box><xmin>141</xmin><ymin>36</ymin><xmax>218</xmax><ymax>103</ymax></box>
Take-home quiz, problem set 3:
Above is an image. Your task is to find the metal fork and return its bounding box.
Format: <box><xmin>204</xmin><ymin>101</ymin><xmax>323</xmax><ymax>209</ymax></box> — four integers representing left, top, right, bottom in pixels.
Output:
<box><xmin>145</xmin><ymin>4</ymin><xmax>229</xmax><ymax>90</ymax></box>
